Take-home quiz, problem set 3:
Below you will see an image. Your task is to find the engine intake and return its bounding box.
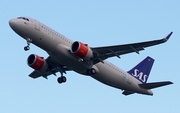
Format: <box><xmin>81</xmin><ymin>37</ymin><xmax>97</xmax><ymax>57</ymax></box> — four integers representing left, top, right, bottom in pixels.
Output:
<box><xmin>27</xmin><ymin>54</ymin><xmax>48</xmax><ymax>72</ymax></box>
<box><xmin>71</xmin><ymin>41</ymin><xmax>93</xmax><ymax>60</ymax></box>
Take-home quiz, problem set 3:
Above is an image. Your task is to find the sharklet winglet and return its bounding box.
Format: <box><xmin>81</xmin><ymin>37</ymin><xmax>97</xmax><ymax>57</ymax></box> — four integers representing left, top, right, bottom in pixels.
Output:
<box><xmin>163</xmin><ymin>32</ymin><xmax>173</xmax><ymax>41</ymax></box>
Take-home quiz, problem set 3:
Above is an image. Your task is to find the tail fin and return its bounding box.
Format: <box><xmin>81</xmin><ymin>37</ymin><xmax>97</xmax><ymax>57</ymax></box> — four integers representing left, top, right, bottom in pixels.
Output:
<box><xmin>127</xmin><ymin>56</ymin><xmax>154</xmax><ymax>83</ymax></box>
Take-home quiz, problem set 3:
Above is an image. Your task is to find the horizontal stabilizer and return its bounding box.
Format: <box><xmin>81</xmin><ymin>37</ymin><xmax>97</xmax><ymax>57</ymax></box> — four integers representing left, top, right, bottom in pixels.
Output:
<box><xmin>122</xmin><ymin>90</ymin><xmax>135</xmax><ymax>96</ymax></box>
<box><xmin>139</xmin><ymin>81</ymin><xmax>173</xmax><ymax>89</ymax></box>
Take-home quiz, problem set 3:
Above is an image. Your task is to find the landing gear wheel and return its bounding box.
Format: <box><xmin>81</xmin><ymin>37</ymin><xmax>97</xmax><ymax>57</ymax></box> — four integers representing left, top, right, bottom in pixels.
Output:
<box><xmin>90</xmin><ymin>68</ymin><xmax>96</xmax><ymax>75</ymax></box>
<box><xmin>57</xmin><ymin>77</ymin><xmax>62</xmax><ymax>84</ymax></box>
<box><xmin>57</xmin><ymin>76</ymin><xmax>67</xmax><ymax>84</ymax></box>
<box><xmin>24</xmin><ymin>46</ymin><xmax>30</xmax><ymax>51</ymax></box>
<box><xmin>61</xmin><ymin>76</ymin><xmax>67</xmax><ymax>83</ymax></box>
<box><xmin>87</xmin><ymin>68</ymin><xmax>96</xmax><ymax>75</ymax></box>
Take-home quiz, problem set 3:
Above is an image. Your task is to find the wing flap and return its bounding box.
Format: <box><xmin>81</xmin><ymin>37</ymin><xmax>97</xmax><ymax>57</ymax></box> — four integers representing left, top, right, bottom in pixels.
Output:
<box><xmin>29</xmin><ymin>67</ymin><xmax>60</xmax><ymax>79</ymax></box>
<box><xmin>139</xmin><ymin>81</ymin><xmax>173</xmax><ymax>89</ymax></box>
<box><xmin>29</xmin><ymin>71</ymin><xmax>42</xmax><ymax>78</ymax></box>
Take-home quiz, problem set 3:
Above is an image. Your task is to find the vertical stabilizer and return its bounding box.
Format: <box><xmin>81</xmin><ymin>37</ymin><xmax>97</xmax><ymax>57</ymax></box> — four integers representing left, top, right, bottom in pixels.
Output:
<box><xmin>127</xmin><ymin>56</ymin><xmax>154</xmax><ymax>83</ymax></box>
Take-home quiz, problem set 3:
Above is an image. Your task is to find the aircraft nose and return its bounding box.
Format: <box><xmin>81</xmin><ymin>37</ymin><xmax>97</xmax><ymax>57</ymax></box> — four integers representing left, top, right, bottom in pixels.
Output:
<box><xmin>9</xmin><ymin>19</ymin><xmax>17</xmax><ymax>29</ymax></box>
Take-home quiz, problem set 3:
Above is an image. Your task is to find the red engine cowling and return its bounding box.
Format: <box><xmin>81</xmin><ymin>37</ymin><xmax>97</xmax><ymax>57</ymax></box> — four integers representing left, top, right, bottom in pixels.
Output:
<box><xmin>27</xmin><ymin>54</ymin><xmax>48</xmax><ymax>72</ymax></box>
<box><xmin>71</xmin><ymin>41</ymin><xmax>93</xmax><ymax>60</ymax></box>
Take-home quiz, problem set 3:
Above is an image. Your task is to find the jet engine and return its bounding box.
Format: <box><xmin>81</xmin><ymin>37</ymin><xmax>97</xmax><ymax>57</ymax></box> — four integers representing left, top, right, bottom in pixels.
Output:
<box><xmin>71</xmin><ymin>41</ymin><xmax>93</xmax><ymax>60</ymax></box>
<box><xmin>27</xmin><ymin>54</ymin><xmax>48</xmax><ymax>72</ymax></box>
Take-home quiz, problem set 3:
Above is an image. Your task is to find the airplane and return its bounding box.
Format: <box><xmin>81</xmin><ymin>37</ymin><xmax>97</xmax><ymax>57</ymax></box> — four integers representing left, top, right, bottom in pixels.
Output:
<box><xmin>9</xmin><ymin>16</ymin><xmax>173</xmax><ymax>96</ymax></box>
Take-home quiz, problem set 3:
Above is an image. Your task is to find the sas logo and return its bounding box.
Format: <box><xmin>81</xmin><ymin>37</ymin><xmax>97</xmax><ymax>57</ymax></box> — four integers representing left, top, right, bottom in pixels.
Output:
<box><xmin>131</xmin><ymin>69</ymin><xmax>148</xmax><ymax>83</ymax></box>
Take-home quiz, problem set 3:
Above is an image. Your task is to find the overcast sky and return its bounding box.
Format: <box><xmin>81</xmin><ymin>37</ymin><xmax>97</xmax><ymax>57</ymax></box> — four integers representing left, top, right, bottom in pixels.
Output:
<box><xmin>1</xmin><ymin>1</ymin><xmax>179</xmax><ymax>113</ymax></box>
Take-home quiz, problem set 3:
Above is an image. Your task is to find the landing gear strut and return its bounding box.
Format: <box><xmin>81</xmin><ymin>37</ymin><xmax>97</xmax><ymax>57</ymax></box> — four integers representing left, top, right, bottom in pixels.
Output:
<box><xmin>24</xmin><ymin>38</ymin><xmax>32</xmax><ymax>51</ymax></box>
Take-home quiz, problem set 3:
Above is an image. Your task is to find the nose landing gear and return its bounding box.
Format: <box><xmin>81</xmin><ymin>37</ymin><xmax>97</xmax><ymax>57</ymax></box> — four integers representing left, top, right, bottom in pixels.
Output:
<box><xmin>24</xmin><ymin>38</ymin><xmax>32</xmax><ymax>51</ymax></box>
<box><xmin>24</xmin><ymin>46</ymin><xmax>30</xmax><ymax>51</ymax></box>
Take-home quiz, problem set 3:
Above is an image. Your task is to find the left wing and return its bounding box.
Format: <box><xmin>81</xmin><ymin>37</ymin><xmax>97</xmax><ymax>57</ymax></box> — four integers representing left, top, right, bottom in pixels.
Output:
<box><xmin>91</xmin><ymin>32</ymin><xmax>172</xmax><ymax>64</ymax></box>
<box><xmin>29</xmin><ymin>56</ymin><xmax>71</xmax><ymax>79</ymax></box>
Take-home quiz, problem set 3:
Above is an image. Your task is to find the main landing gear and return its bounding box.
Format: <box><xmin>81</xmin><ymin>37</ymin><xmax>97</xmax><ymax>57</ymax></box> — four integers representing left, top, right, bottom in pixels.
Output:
<box><xmin>57</xmin><ymin>67</ymin><xmax>67</xmax><ymax>84</ymax></box>
<box><xmin>24</xmin><ymin>38</ymin><xmax>32</xmax><ymax>51</ymax></box>
<box><xmin>57</xmin><ymin>76</ymin><xmax>67</xmax><ymax>84</ymax></box>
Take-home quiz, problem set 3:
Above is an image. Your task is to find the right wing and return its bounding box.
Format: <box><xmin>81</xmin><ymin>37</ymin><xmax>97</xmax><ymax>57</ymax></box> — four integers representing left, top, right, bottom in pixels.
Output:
<box><xmin>29</xmin><ymin>56</ymin><xmax>71</xmax><ymax>79</ymax></box>
<box><xmin>91</xmin><ymin>32</ymin><xmax>173</xmax><ymax>64</ymax></box>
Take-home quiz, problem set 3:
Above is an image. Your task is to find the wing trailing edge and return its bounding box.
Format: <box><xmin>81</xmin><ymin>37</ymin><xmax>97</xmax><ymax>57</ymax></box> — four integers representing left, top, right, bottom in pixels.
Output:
<box><xmin>91</xmin><ymin>32</ymin><xmax>173</xmax><ymax>64</ymax></box>
<box><xmin>139</xmin><ymin>81</ymin><xmax>173</xmax><ymax>89</ymax></box>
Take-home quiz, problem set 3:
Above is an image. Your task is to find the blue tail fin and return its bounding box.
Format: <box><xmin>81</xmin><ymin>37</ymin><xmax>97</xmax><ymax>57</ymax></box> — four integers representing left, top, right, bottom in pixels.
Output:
<box><xmin>127</xmin><ymin>56</ymin><xmax>154</xmax><ymax>83</ymax></box>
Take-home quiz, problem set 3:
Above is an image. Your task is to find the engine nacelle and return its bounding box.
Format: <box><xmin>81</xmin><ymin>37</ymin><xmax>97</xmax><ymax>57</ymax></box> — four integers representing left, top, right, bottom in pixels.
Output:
<box><xmin>71</xmin><ymin>41</ymin><xmax>93</xmax><ymax>60</ymax></box>
<box><xmin>27</xmin><ymin>54</ymin><xmax>48</xmax><ymax>72</ymax></box>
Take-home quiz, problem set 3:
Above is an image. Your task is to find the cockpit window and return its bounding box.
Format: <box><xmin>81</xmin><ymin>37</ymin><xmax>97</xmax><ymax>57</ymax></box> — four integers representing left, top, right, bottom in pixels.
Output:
<box><xmin>17</xmin><ymin>17</ymin><xmax>29</xmax><ymax>21</ymax></box>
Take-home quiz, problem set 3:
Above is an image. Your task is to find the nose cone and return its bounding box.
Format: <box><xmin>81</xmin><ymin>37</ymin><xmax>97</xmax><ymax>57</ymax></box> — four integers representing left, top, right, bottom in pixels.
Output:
<box><xmin>9</xmin><ymin>18</ymin><xmax>26</xmax><ymax>38</ymax></box>
<box><xmin>9</xmin><ymin>19</ymin><xmax>17</xmax><ymax>30</ymax></box>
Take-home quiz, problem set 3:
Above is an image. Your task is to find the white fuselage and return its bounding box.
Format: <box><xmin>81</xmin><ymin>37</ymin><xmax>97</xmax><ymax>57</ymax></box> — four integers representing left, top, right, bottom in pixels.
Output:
<box><xmin>9</xmin><ymin>17</ymin><xmax>153</xmax><ymax>95</ymax></box>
